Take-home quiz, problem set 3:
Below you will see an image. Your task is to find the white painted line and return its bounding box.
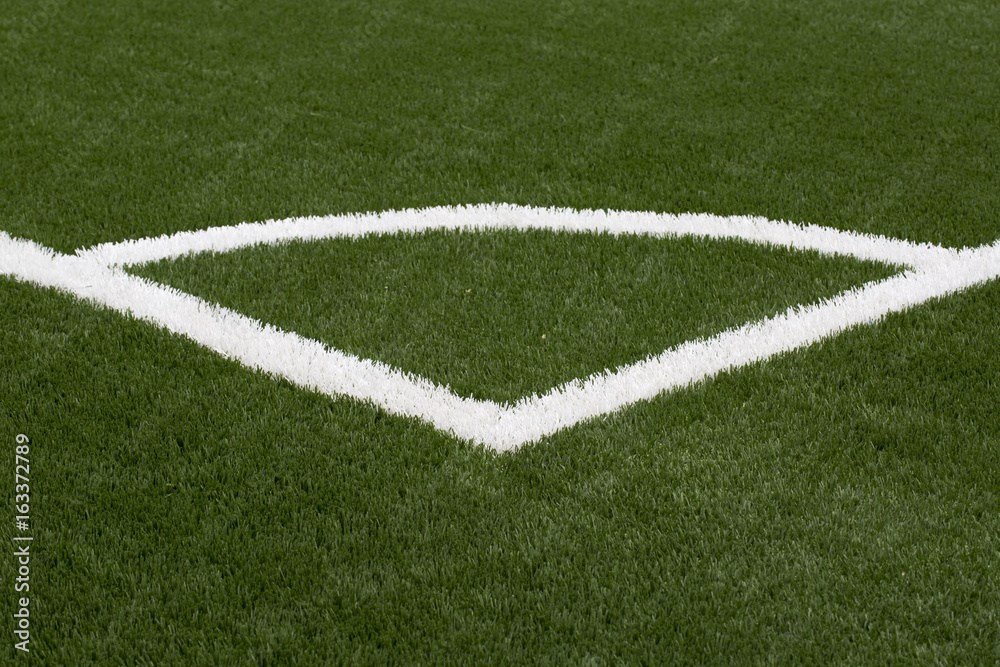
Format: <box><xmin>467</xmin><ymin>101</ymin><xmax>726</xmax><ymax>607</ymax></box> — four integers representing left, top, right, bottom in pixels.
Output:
<box><xmin>2</xmin><ymin>229</ymin><xmax>504</xmax><ymax>435</ymax></box>
<box><xmin>79</xmin><ymin>204</ymin><xmax>958</xmax><ymax>270</ymax></box>
<box><xmin>499</xmin><ymin>244</ymin><xmax>1000</xmax><ymax>448</ymax></box>
<box><xmin>3</xmin><ymin>206</ymin><xmax>997</xmax><ymax>452</ymax></box>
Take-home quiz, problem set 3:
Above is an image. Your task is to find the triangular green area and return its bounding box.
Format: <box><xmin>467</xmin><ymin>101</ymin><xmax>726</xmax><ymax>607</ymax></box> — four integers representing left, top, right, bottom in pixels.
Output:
<box><xmin>132</xmin><ymin>229</ymin><xmax>897</xmax><ymax>405</ymax></box>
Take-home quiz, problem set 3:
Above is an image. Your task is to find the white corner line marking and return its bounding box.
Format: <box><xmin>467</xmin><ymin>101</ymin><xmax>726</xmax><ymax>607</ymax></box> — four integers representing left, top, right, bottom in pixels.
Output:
<box><xmin>2</xmin><ymin>205</ymin><xmax>997</xmax><ymax>452</ymax></box>
<box><xmin>79</xmin><ymin>203</ymin><xmax>959</xmax><ymax>271</ymax></box>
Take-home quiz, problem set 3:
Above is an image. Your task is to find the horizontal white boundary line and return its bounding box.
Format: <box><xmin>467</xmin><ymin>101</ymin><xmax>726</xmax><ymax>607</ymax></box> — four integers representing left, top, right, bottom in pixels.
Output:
<box><xmin>79</xmin><ymin>203</ymin><xmax>958</xmax><ymax>270</ymax></box>
<box><xmin>3</xmin><ymin>209</ymin><xmax>997</xmax><ymax>453</ymax></box>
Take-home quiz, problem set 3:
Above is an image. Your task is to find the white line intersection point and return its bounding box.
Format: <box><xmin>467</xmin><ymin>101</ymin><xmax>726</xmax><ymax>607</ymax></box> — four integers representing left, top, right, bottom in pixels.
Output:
<box><xmin>2</xmin><ymin>204</ymin><xmax>998</xmax><ymax>452</ymax></box>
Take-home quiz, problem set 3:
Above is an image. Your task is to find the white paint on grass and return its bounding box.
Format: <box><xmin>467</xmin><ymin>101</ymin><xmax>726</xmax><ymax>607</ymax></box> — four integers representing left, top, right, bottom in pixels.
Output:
<box><xmin>80</xmin><ymin>203</ymin><xmax>958</xmax><ymax>270</ymax></box>
<box><xmin>3</xmin><ymin>204</ymin><xmax>998</xmax><ymax>452</ymax></box>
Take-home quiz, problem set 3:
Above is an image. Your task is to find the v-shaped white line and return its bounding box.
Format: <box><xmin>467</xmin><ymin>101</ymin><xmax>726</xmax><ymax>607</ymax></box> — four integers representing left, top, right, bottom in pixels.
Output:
<box><xmin>2</xmin><ymin>205</ymin><xmax>997</xmax><ymax>451</ymax></box>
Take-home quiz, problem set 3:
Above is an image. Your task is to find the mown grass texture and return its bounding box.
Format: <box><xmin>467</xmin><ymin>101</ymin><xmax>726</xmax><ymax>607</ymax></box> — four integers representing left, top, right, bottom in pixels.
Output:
<box><xmin>2</xmin><ymin>0</ymin><xmax>999</xmax><ymax>663</ymax></box>
<box><xmin>134</xmin><ymin>230</ymin><xmax>896</xmax><ymax>403</ymax></box>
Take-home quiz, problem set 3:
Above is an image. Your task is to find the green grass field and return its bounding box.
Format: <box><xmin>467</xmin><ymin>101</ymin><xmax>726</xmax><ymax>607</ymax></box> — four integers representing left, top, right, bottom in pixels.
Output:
<box><xmin>3</xmin><ymin>0</ymin><xmax>1000</xmax><ymax>663</ymax></box>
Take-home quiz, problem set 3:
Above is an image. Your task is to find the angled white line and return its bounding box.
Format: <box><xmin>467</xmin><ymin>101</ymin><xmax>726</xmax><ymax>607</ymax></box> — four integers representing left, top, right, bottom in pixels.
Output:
<box><xmin>3</xmin><ymin>205</ymin><xmax>997</xmax><ymax>452</ymax></box>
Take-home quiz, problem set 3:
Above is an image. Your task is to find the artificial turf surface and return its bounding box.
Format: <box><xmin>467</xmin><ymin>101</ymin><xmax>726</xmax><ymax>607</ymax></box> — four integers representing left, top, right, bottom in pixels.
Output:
<box><xmin>133</xmin><ymin>230</ymin><xmax>896</xmax><ymax>404</ymax></box>
<box><xmin>3</xmin><ymin>0</ymin><xmax>999</xmax><ymax>663</ymax></box>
